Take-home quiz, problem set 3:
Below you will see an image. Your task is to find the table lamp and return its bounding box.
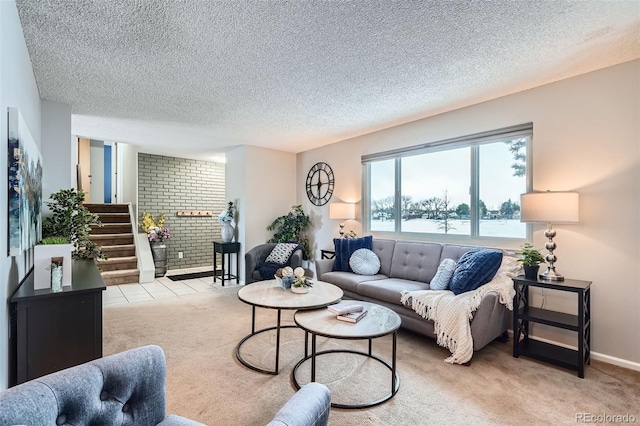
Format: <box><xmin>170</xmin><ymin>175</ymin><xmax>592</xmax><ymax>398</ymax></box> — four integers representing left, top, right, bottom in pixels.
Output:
<box><xmin>520</xmin><ymin>191</ymin><xmax>579</xmax><ymax>281</ymax></box>
<box><xmin>329</xmin><ymin>202</ymin><xmax>356</xmax><ymax>237</ymax></box>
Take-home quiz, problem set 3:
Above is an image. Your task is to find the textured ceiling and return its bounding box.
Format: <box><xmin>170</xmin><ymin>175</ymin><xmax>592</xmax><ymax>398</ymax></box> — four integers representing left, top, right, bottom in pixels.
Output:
<box><xmin>16</xmin><ymin>0</ymin><xmax>640</xmax><ymax>159</ymax></box>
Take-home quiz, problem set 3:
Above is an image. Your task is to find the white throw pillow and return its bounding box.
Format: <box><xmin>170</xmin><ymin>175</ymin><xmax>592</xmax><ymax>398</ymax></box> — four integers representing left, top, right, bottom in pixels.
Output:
<box><xmin>430</xmin><ymin>258</ymin><xmax>457</xmax><ymax>290</ymax></box>
<box><xmin>349</xmin><ymin>248</ymin><xmax>381</xmax><ymax>276</ymax></box>
<box><xmin>265</xmin><ymin>243</ymin><xmax>299</xmax><ymax>264</ymax></box>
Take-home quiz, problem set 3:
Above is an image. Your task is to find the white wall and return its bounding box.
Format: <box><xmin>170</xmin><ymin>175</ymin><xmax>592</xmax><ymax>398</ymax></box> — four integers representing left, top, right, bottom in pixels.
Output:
<box><xmin>41</xmin><ymin>100</ymin><xmax>73</xmax><ymax>207</ymax></box>
<box><xmin>0</xmin><ymin>0</ymin><xmax>43</xmax><ymax>390</ymax></box>
<box><xmin>298</xmin><ymin>60</ymin><xmax>640</xmax><ymax>366</ymax></box>
<box><xmin>117</xmin><ymin>142</ymin><xmax>138</xmax><ymax>217</ymax></box>
<box><xmin>226</xmin><ymin>145</ymin><xmax>297</xmax><ymax>278</ymax></box>
<box><xmin>89</xmin><ymin>140</ymin><xmax>105</xmax><ymax>203</ymax></box>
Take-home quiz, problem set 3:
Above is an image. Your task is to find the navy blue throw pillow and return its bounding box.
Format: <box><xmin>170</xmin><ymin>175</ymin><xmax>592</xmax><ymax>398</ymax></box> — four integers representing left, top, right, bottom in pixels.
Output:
<box><xmin>332</xmin><ymin>236</ymin><xmax>373</xmax><ymax>272</ymax></box>
<box><xmin>449</xmin><ymin>248</ymin><xmax>503</xmax><ymax>295</ymax></box>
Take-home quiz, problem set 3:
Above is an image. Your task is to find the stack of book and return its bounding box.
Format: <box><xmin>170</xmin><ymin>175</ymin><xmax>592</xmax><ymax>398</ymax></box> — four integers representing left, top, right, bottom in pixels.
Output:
<box><xmin>328</xmin><ymin>302</ymin><xmax>368</xmax><ymax>323</ymax></box>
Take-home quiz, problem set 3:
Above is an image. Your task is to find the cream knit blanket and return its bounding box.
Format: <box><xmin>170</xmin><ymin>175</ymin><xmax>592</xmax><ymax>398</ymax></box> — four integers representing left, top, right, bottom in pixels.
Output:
<box><xmin>400</xmin><ymin>257</ymin><xmax>519</xmax><ymax>364</ymax></box>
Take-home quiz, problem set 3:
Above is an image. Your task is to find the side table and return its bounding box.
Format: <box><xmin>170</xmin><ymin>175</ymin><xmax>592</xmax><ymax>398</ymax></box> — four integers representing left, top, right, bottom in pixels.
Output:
<box><xmin>213</xmin><ymin>241</ymin><xmax>240</xmax><ymax>286</ymax></box>
<box><xmin>513</xmin><ymin>275</ymin><xmax>591</xmax><ymax>378</ymax></box>
<box><xmin>320</xmin><ymin>249</ymin><xmax>335</xmax><ymax>260</ymax></box>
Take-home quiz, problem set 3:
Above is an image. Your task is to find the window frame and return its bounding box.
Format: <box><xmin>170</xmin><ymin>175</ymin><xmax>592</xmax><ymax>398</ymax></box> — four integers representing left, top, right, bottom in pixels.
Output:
<box><xmin>362</xmin><ymin>124</ymin><xmax>533</xmax><ymax>247</ymax></box>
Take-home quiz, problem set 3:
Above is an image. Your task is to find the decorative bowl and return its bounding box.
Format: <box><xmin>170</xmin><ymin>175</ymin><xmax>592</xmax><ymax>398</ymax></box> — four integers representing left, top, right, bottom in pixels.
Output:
<box><xmin>291</xmin><ymin>285</ymin><xmax>309</xmax><ymax>294</ymax></box>
<box><xmin>275</xmin><ymin>275</ymin><xmax>294</xmax><ymax>290</ymax></box>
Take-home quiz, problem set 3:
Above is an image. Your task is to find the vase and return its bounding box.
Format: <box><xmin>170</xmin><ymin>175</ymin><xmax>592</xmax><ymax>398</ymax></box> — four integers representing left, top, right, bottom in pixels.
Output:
<box><xmin>523</xmin><ymin>265</ymin><xmax>539</xmax><ymax>280</ymax></box>
<box><xmin>221</xmin><ymin>221</ymin><xmax>234</xmax><ymax>243</ymax></box>
<box><xmin>150</xmin><ymin>241</ymin><xmax>168</xmax><ymax>277</ymax></box>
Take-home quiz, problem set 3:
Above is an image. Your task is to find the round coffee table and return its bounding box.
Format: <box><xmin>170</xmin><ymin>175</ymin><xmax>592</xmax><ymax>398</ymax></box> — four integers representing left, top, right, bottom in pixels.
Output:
<box><xmin>236</xmin><ymin>279</ymin><xmax>343</xmax><ymax>375</ymax></box>
<box><xmin>293</xmin><ymin>301</ymin><xmax>401</xmax><ymax>409</ymax></box>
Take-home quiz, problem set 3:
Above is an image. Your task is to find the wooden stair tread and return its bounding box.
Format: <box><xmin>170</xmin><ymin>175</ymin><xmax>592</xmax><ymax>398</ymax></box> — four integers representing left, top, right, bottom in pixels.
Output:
<box><xmin>101</xmin><ymin>244</ymin><xmax>135</xmax><ymax>250</ymax></box>
<box><xmin>101</xmin><ymin>269</ymin><xmax>139</xmax><ymax>277</ymax></box>
<box><xmin>98</xmin><ymin>256</ymin><xmax>137</xmax><ymax>264</ymax></box>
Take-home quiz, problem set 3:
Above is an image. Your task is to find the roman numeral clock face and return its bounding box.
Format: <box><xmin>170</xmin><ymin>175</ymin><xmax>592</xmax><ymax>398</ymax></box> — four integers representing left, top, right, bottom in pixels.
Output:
<box><xmin>306</xmin><ymin>162</ymin><xmax>335</xmax><ymax>206</ymax></box>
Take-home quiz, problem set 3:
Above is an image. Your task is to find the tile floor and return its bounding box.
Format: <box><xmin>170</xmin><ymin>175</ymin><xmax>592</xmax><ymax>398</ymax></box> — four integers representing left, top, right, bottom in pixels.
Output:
<box><xmin>103</xmin><ymin>266</ymin><xmax>244</xmax><ymax>306</ymax></box>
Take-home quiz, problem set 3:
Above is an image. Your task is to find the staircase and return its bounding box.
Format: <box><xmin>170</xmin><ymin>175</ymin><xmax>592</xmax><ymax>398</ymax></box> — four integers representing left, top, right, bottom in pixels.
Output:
<box><xmin>85</xmin><ymin>203</ymin><xmax>140</xmax><ymax>285</ymax></box>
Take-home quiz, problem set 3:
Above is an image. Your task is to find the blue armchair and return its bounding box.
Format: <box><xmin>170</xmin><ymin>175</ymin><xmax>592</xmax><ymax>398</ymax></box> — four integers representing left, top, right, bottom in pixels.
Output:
<box><xmin>0</xmin><ymin>345</ymin><xmax>331</xmax><ymax>426</ymax></box>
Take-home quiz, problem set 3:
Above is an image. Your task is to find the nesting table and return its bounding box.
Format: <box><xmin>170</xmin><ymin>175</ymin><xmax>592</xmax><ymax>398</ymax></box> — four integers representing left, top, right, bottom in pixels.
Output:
<box><xmin>293</xmin><ymin>301</ymin><xmax>401</xmax><ymax>409</ymax></box>
<box><xmin>235</xmin><ymin>279</ymin><xmax>343</xmax><ymax>375</ymax></box>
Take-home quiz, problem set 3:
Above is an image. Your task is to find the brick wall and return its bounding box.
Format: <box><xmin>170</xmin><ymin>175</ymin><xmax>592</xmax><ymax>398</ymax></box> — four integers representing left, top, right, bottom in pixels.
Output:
<box><xmin>138</xmin><ymin>153</ymin><xmax>226</xmax><ymax>270</ymax></box>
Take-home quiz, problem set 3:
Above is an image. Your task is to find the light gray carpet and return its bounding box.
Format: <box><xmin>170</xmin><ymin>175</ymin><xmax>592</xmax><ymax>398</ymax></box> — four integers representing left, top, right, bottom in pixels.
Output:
<box><xmin>103</xmin><ymin>287</ymin><xmax>639</xmax><ymax>425</ymax></box>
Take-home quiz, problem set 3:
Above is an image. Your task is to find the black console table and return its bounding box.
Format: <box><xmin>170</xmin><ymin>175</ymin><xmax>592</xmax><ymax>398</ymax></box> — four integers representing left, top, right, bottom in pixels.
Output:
<box><xmin>213</xmin><ymin>241</ymin><xmax>240</xmax><ymax>285</ymax></box>
<box><xmin>512</xmin><ymin>275</ymin><xmax>591</xmax><ymax>378</ymax></box>
<box><xmin>10</xmin><ymin>259</ymin><xmax>106</xmax><ymax>386</ymax></box>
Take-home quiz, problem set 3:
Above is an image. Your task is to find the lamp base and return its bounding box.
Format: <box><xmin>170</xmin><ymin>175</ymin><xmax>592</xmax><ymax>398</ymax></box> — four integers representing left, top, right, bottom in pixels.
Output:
<box><xmin>539</xmin><ymin>267</ymin><xmax>564</xmax><ymax>281</ymax></box>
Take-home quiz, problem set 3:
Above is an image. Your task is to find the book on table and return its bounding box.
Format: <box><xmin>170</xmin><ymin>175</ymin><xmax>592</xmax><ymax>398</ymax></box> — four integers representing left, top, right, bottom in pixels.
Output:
<box><xmin>336</xmin><ymin>309</ymin><xmax>368</xmax><ymax>323</ymax></box>
<box><xmin>327</xmin><ymin>301</ymin><xmax>364</xmax><ymax>316</ymax></box>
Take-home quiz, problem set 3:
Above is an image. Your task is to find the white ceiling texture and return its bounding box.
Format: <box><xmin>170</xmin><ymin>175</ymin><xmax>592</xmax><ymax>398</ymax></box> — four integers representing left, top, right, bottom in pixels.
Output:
<box><xmin>16</xmin><ymin>1</ymin><xmax>640</xmax><ymax>161</ymax></box>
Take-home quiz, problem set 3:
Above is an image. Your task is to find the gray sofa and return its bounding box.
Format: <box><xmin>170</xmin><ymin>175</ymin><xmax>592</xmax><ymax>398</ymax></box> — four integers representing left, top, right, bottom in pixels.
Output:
<box><xmin>315</xmin><ymin>239</ymin><xmax>512</xmax><ymax>353</ymax></box>
<box><xmin>0</xmin><ymin>345</ymin><xmax>331</xmax><ymax>426</ymax></box>
<box><xmin>245</xmin><ymin>243</ymin><xmax>305</xmax><ymax>284</ymax></box>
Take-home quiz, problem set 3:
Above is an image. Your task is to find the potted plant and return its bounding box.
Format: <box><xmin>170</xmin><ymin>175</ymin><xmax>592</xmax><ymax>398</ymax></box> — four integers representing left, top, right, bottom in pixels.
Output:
<box><xmin>141</xmin><ymin>212</ymin><xmax>171</xmax><ymax>277</ymax></box>
<box><xmin>291</xmin><ymin>267</ymin><xmax>313</xmax><ymax>294</ymax></box>
<box><xmin>267</xmin><ymin>205</ymin><xmax>312</xmax><ymax>256</ymax></box>
<box><xmin>518</xmin><ymin>242</ymin><xmax>546</xmax><ymax>279</ymax></box>
<box><xmin>41</xmin><ymin>188</ymin><xmax>106</xmax><ymax>261</ymax></box>
<box><xmin>218</xmin><ymin>201</ymin><xmax>236</xmax><ymax>242</ymax></box>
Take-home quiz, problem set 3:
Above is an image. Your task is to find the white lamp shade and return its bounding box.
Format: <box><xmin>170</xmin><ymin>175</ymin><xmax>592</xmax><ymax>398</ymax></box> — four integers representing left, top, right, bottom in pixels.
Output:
<box><xmin>329</xmin><ymin>203</ymin><xmax>356</xmax><ymax>220</ymax></box>
<box><xmin>520</xmin><ymin>191</ymin><xmax>579</xmax><ymax>223</ymax></box>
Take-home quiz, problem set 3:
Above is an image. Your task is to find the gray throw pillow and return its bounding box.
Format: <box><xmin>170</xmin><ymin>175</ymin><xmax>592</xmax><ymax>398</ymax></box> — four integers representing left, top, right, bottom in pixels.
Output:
<box><xmin>349</xmin><ymin>248</ymin><xmax>381</xmax><ymax>276</ymax></box>
<box><xmin>430</xmin><ymin>258</ymin><xmax>457</xmax><ymax>290</ymax></box>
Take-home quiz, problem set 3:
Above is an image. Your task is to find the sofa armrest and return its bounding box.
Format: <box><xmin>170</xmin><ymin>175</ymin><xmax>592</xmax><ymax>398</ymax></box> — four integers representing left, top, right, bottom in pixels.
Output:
<box><xmin>470</xmin><ymin>291</ymin><xmax>511</xmax><ymax>350</ymax></box>
<box><xmin>315</xmin><ymin>259</ymin><xmax>334</xmax><ymax>280</ymax></box>
<box><xmin>290</xmin><ymin>249</ymin><xmax>304</xmax><ymax>269</ymax></box>
<box><xmin>245</xmin><ymin>243</ymin><xmax>277</xmax><ymax>284</ymax></box>
<box><xmin>267</xmin><ymin>383</ymin><xmax>331</xmax><ymax>426</ymax></box>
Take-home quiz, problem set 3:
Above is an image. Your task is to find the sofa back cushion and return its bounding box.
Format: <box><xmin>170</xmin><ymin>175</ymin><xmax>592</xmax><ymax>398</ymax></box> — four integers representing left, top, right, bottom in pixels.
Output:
<box><xmin>389</xmin><ymin>242</ymin><xmax>443</xmax><ymax>282</ymax></box>
<box><xmin>0</xmin><ymin>345</ymin><xmax>167</xmax><ymax>426</ymax></box>
<box><xmin>371</xmin><ymin>239</ymin><xmax>396</xmax><ymax>276</ymax></box>
<box><xmin>440</xmin><ymin>244</ymin><xmax>475</xmax><ymax>263</ymax></box>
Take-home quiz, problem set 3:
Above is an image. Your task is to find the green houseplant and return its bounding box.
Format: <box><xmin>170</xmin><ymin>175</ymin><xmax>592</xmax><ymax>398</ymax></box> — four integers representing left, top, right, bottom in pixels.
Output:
<box><xmin>267</xmin><ymin>205</ymin><xmax>312</xmax><ymax>256</ymax></box>
<box><xmin>519</xmin><ymin>242</ymin><xmax>545</xmax><ymax>279</ymax></box>
<box><xmin>42</xmin><ymin>188</ymin><xmax>106</xmax><ymax>261</ymax></box>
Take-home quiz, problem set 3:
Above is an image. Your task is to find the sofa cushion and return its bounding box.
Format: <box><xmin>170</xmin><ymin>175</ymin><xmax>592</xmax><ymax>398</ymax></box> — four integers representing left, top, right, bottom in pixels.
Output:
<box><xmin>371</xmin><ymin>239</ymin><xmax>396</xmax><ymax>276</ymax></box>
<box><xmin>319</xmin><ymin>271</ymin><xmax>387</xmax><ymax>293</ymax></box>
<box><xmin>332</xmin><ymin>236</ymin><xmax>373</xmax><ymax>272</ymax></box>
<box><xmin>449</xmin><ymin>248</ymin><xmax>503</xmax><ymax>295</ymax></box>
<box><xmin>430</xmin><ymin>258</ymin><xmax>457</xmax><ymax>290</ymax></box>
<box><xmin>349</xmin><ymin>249</ymin><xmax>381</xmax><ymax>275</ymax></box>
<box><xmin>389</xmin><ymin>242</ymin><xmax>443</xmax><ymax>282</ymax></box>
<box><xmin>357</xmin><ymin>278</ymin><xmax>430</xmax><ymax>305</ymax></box>
<box><xmin>440</xmin><ymin>244</ymin><xmax>475</xmax><ymax>263</ymax></box>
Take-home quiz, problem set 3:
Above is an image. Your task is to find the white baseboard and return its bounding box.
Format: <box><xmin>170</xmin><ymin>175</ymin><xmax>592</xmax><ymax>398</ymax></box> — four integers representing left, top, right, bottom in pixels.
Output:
<box><xmin>512</xmin><ymin>332</ymin><xmax>640</xmax><ymax>372</ymax></box>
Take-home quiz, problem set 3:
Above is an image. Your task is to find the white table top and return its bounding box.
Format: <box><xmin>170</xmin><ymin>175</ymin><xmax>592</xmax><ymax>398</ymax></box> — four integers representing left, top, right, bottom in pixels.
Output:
<box><xmin>238</xmin><ymin>279</ymin><xmax>343</xmax><ymax>310</ymax></box>
<box><xmin>294</xmin><ymin>301</ymin><xmax>401</xmax><ymax>339</ymax></box>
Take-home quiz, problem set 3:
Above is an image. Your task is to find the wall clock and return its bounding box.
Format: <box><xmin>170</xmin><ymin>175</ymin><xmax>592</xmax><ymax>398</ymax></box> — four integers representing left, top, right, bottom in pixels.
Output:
<box><xmin>306</xmin><ymin>162</ymin><xmax>335</xmax><ymax>206</ymax></box>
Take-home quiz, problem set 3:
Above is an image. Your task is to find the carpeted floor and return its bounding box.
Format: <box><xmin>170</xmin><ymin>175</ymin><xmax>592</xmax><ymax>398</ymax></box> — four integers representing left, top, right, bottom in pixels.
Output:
<box><xmin>103</xmin><ymin>287</ymin><xmax>639</xmax><ymax>425</ymax></box>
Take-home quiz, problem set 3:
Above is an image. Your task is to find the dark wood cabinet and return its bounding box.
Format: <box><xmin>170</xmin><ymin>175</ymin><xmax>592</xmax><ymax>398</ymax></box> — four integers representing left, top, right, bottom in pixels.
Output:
<box><xmin>10</xmin><ymin>260</ymin><xmax>106</xmax><ymax>386</ymax></box>
<box><xmin>512</xmin><ymin>275</ymin><xmax>591</xmax><ymax>378</ymax></box>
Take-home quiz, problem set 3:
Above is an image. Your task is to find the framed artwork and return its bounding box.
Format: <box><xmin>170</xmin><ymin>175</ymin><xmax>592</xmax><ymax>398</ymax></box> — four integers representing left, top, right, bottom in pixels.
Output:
<box><xmin>8</xmin><ymin>107</ymin><xmax>43</xmax><ymax>256</ymax></box>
